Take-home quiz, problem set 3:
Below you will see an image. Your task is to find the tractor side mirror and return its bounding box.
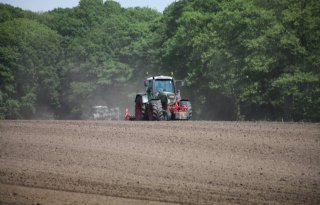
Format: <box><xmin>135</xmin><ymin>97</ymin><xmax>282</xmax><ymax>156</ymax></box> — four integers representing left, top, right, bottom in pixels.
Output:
<box><xmin>144</xmin><ymin>81</ymin><xmax>147</xmax><ymax>87</ymax></box>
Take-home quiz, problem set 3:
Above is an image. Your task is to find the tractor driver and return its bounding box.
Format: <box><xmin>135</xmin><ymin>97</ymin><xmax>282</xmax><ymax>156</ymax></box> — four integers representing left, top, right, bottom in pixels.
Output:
<box><xmin>156</xmin><ymin>82</ymin><xmax>164</xmax><ymax>92</ymax></box>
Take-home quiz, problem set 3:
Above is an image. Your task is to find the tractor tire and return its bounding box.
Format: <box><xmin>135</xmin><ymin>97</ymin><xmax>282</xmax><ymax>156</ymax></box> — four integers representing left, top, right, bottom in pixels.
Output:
<box><xmin>148</xmin><ymin>99</ymin><xmax>164</xmax><ymax>121</ymax></box>
<box><xmin>180</xmin><ymin>100</ymin><xmax>192</xmax><ymax>120</ymax></box>
<box><xmin>164</xmin><ymin>109</ymin><xmax>172</xmax><ymax>121</ymax></box>
<box><xmin>135</xmin><ymin>96</ymin><xmax>147</xmax><ymax>120</ymax></box>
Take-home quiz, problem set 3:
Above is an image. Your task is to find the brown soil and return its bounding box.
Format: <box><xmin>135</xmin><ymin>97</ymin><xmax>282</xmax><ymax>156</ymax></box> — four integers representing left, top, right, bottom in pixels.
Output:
<box><xmin>0</xmin><ymin>120</ymin><xmax>319</xmax><ymax>205</ymax></box>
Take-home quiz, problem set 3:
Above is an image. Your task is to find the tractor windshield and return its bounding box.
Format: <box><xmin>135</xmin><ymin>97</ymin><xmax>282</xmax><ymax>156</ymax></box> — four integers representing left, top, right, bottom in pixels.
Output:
<box><xmin>154</xmin><ymin>79</ymin><xmax>175</xmax><ymax>93</ymax></box>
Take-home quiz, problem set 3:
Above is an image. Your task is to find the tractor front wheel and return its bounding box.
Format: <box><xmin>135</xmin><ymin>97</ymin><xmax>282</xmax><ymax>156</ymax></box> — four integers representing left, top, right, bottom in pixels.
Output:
<box><xmin>148</xmin><ymin>100</ymin><xmax>164</xmax><ymax>121</ymax></box>
<box><xmin>164</xmin><ymin>109</ymin><xmax>172</xmax><ymax>121</ymax></box>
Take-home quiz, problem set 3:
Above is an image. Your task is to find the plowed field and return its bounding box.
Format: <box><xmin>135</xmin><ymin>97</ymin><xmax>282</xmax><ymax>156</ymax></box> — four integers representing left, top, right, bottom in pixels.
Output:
<box><xmin>0</xmin><ymin>120</ymin><xmax>319</xmax><ymax>204</ymax></box>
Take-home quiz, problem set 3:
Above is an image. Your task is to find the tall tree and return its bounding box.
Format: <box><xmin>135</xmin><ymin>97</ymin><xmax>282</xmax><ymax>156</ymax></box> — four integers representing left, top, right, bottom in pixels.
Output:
<box><xmin>0</xmin><ymin>19</ymin><xmax>61</xmax><ymax>119</ymax></box>
<box><xmin>157</xmin><ymin>0</ymin><xmax>320</xmax><ymax>121</ymax></box>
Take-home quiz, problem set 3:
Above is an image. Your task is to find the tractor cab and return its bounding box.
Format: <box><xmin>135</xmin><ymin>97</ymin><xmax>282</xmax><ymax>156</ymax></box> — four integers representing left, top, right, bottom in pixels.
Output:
<box><xmin>145</xmin><ymin>76</ymin><xmax>175</xmax><ymax>99</ymax></box>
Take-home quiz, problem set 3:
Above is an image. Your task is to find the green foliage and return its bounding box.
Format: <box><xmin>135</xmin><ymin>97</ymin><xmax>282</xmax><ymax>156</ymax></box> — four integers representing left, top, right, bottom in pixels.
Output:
<box><xmin>0</xmin><ymin>18</ymin><xmax>61</xmax><ymax>119</ymax></box>
<box><xmin>158</xmin><ymin>0</ymin><xmax>320</xmax><ymax>121</ymax></box>
<box><xmin>0</xmin><ymin>4</ymin><xmax>24</xmax><ymax>23</ymax></box>
<box><xmin>0</xmin><ymin>0</ymin><xmax>319</xmax><ymax>121</ymax></box>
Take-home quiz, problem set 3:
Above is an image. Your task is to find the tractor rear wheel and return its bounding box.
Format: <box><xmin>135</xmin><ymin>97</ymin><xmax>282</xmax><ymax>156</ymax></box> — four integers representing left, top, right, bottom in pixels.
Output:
<box><xmin>148</xmin><ymin>100</ymin><xmax>164</xmax><ymax>121</ymax></box>
<box><xmin>135</xmin><ymin>96</ymin><xmax>146</xmax><ymax>120</ymax></box>
<box><xmin>180</xmin><ymin>100</ymin><xmax>192</xmax><ymax>120</ymax></box>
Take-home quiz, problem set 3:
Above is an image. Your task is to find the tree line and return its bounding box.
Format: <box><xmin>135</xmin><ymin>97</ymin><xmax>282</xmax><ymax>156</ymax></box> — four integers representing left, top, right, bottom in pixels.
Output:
<box><xmin>0</xmin><ymin>0</ymin><xmax>319</xmax><ymax>121</ymax></box>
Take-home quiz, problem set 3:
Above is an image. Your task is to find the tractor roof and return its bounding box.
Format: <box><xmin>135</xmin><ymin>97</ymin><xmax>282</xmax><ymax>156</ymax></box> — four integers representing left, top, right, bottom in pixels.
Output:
<box><xmin>147</xmin><ymin>75</ymin><xmax>174</xmax><ymax>80</ymax></box>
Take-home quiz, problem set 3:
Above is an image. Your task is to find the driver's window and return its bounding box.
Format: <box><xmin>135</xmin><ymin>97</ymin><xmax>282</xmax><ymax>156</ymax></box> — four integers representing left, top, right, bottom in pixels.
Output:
<box><xmin>155</xmin><ymin>81</ymin><xmax>162</xmax><ymax>92</ymax></box>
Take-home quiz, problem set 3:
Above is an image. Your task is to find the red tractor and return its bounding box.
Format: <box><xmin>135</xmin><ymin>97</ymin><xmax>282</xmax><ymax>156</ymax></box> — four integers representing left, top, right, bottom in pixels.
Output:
<box><xmin>129</xmin><ymin>75</ymin><xmax>192</xmax><ymax>121</ymax></box>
